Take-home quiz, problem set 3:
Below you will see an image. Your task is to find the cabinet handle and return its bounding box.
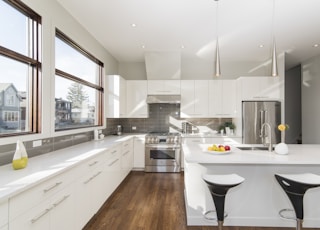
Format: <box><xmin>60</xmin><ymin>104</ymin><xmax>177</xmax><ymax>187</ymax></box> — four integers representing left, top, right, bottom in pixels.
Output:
<box><xmin>53</xmin><ymin>195</ymin><xmax>70</xmax><ymax>207</ymax></box>
<box><xmin>111</xmin><ymin>150</ymin><xmax>117</xmax><ymax>154</ymax></box>
<box><xmin>108</xmin><ymin>158</ymin><xmax>119</xmax><ymax>166</ymax></box>
<box><xmin>43</xmin><ymin>182</ymin><xmax>62</xmax><ymax>193</ymax></box>
<box><xmin>253</xmin><ymin>96</ymin><xmax>269</xmax><ymax>99</ymax></box>
<box><xmin>30</xmin><ymin>207</ymin><xmax>52</xmax><ymax>223</ymax></box>
<box><xmin>122</xmin><ymin>150</ymin><xmax>130</xmax><ymax>156</ymax></box>
<box><xmin>124</xmin><ymin>143</ymin><xmax>129</xmax><ymax>147</ymax></box>
<box><xmin>191</xmin><ymin>140</ymin><xmax>201</xmax><ymax>142</ymax></box>
<box><xmin>89</xmin><ymin>161</ymin><xmax>98</xmax><ymax>167</ymax></box>
<box><xmin>83</xmin><ymin>171</ymin><xmax>102</xmax><ymax>184</ymax></box>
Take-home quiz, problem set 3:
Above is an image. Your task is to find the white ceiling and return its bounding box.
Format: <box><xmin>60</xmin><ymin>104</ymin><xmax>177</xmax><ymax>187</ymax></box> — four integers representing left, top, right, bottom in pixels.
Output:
<box><xmin>56</xmin><ymin>0</ymin><xmax>320</xmax><ymax>69</ymax></box>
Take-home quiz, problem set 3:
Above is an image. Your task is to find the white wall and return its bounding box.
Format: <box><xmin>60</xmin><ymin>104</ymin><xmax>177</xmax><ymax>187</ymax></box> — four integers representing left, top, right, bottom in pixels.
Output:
<box><xmin>302</xmin><ymin>54</ymin><xmax>320</xmax><ymax>143</ymax></box>
<box><xmin>119</xmin><ymin>55</ymin><xmax>284</xmax><ymax>80</ymax></box>
<box><xmin>0</xmin><ymin>0</ymin><xmax>119</xmax><ymax>145</ymax></box>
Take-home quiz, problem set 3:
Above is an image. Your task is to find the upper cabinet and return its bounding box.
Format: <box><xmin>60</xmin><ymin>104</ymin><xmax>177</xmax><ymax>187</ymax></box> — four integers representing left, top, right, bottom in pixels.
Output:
<box><xmin>147</xmin><ymin>80</ymin><xmax>180</xmax><ymax>95</ymax></box>
<box><xmin>106</xmin><ymin>75</ymin><xmax>126</xmax><ymax>118</ymax></box>
<box><xmin>126</xmin><ymin>80</ymin><xmax>148</xmax><ymax>118</ymax></box>
<box><xmin>180</xmin><ymin>80</ymin><xmax>209</xmax><ymax>118</ymax></box>
<box><xmin>209</xmin><ymin>80</ymin><xmax>237</xmax><ymax>117</ymax></box>
<box><xmin>239</xmin><ymin>77</ymin><xmax>282</xmax><ymax>100</ymax></box>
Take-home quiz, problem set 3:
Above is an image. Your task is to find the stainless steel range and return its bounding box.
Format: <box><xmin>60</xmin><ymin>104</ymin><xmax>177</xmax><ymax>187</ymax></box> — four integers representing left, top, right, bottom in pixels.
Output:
<box><xmin>145</xmin><ymin>132</ymin><xmax>181</xmax><ymax>172</ymax></box>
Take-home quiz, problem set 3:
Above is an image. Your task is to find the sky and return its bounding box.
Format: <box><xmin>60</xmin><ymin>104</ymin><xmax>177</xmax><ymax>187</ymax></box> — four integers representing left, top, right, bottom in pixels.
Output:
<box><xmin>0</xmin><ymin>0</ymin><xmax>98</xmax><ymax>105</ymax></box>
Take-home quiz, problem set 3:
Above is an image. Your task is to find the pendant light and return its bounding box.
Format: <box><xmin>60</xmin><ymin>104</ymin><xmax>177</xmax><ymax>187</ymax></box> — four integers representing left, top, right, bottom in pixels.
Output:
<box><xmin>271</xmin><ymin>0</ymin><xmax>278</xmax><ymax>77</ymax></box>
<box><xmin>214</xmin><ymin>0</ymin><xmax>221</xmax><ymax>77</ymax></box>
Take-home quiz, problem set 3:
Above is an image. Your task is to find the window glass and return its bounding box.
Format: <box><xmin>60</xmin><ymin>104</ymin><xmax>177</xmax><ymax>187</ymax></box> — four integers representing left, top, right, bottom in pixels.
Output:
<box><xmin>0</xmin><ymin>0</ymin><xmax>41</xmax><ymax>136</ymax></box>
<box><xmin>55</xmin><ymin>30</ymin><xmax>103</xmax><ymax>131</ymax></box>
<box><xmin>55</xmin><ymin>37</ymin><xmax>98</xmax><ymax>85</ymax></box>
<box><xmin>0</xmin><ymin>0</ymin><xmax>28</xmax><ymax>56</ymax></box>
<box><xmin>55</xmin><ymin>76</ymin><xmax>97</xmax><ymax>129</ymax></box>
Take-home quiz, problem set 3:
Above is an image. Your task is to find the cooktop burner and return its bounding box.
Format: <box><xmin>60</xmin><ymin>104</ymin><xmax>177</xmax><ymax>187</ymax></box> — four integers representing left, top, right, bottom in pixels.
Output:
<box><xmin>145</xmin><ymin>132</ymin><xmax>181</xmax><ymax>144</ymax></box>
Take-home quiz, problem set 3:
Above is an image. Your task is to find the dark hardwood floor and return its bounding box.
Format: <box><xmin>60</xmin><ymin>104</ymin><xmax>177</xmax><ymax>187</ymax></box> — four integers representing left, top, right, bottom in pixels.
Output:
<box><xmin>84</xmin><ymin>171</ymin><xmax>319</xmax><ymax>230</ymax></box>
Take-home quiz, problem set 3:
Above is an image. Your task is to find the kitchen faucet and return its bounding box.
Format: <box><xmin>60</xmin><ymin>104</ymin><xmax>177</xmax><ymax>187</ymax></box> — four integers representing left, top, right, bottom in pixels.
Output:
<box><xmin>260</xmin><ymin>123</ymin><xmax>273</xmax><ymax>152</ymax></box>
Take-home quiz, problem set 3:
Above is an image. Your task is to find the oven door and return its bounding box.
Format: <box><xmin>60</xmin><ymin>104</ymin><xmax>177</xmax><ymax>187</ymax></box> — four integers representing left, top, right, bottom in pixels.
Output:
<box><xmin>145</xmin><ymin>145</ymin><xmax>181</xmax><ymax>172</ymax></box>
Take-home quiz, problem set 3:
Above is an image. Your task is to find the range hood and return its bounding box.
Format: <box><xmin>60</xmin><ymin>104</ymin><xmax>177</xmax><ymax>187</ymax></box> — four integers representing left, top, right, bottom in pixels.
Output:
<box><xmin>146</xmin><ymin>95</ymin><xmax>181</xmax><ymax>104</ymax></box>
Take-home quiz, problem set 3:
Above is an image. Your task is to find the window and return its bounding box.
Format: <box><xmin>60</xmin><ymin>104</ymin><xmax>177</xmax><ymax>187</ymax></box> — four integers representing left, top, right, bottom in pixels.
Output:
<box><xmin>55</xmin><ymin>29</ymin><xmax>103</xmax><ymax>130</ymax></box>
<box><xmin>0</xmin><ymin>0</ymin><xmax>41</xmax><ymax>136</ymax></box>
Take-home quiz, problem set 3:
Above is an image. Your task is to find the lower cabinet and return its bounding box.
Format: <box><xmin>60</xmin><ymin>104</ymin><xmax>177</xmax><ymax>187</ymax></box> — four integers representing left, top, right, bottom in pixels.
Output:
<box><xmin>9</xmin><ymin>184</ymin><xmax>75</xmax><ymax>230</ymax></box>
<box><xmin>0</xmin><ymin>200</ymin><xmax>8</xmax><ymax>230</ymax></box>
<box><xmin>133</xmin><ymin>135</ymin><xmax>145</xmax><ymax>170</ymax></box>
<box><xmin>7</xmin><ymin>137</ymin><xmax>134</xmax><ymax>230</ymax></box>
<box><xmin>75</xmin><ymin>160</ymin><xmax>106</xmax><ymax>229</ymax></box>
<box><xmin>121</xmin><ymin>139</ymin><xmax>134</xmax><ymax>178</ymax></box>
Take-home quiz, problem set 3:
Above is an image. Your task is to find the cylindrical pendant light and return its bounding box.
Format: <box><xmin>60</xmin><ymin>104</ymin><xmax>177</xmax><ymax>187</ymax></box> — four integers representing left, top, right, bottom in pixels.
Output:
<box><xmin>271</xmin><ymin>38</ymin><xmax>278</xmax><ymax>77</ymax></box>
<box><xmin>271</xmin><ymin>0</ymin><xmax>278</xmax><ymax>77</ymax></box>
<box><xmin>214</xmin><ymin>0</ymin><xmax>221</xmax><ymax>77</ymax></box>
<box><xmin>215</xmin><ymin>39</ymin><xmax>221</xmax><ymax>77</ymax></box>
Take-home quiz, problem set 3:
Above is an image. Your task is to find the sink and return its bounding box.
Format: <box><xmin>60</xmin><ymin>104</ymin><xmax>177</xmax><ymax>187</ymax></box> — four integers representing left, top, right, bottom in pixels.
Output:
<box><xmin>237</xmin><ymin>146</ymin><xmax>274</xmax><ymax>151</ymax></box>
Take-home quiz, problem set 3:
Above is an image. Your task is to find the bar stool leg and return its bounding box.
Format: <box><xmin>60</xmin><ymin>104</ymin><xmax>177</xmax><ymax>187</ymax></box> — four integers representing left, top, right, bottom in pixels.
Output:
<box><xmin>218</xmin><ymin>220</ymin><xmax>223</xmax><ymax>230</ymax></box>
<box><xmin>297</xmin><ymin>219</ymin><xmax>302</xmax><ymax>230</ymax></box>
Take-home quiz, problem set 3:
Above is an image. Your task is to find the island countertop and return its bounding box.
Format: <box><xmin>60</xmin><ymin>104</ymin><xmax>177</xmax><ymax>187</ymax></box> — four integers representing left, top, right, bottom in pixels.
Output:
<box><xmin>183</xmin><ymin>143</ymin><xmax>320</xmax><ymax>165</ymax></box>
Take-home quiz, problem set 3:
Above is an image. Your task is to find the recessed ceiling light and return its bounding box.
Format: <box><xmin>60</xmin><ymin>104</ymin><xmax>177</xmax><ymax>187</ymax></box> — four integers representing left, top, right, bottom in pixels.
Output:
<box><xmin>131</xmin><ymin>23</ymin><xmax>137</xmax><ymax>27</ymax></box>
<box><xmin>259</xmin><ymin>44</ymin><xmax>264</xmax><ymax>48</ymax></box>
<box><xmin>141</xmin><ymin>45</ymin><xmax>145</xmax><ymax>49</ymax></box>
<box><xmin>313</xmin><ymin>44</ymin><xmax>319</xmax><ymax>48</ymax></box>
<box><xmin>181</xmin><ymin>45</ymin><xmax>185</xmax><ymax>49</ymax></box>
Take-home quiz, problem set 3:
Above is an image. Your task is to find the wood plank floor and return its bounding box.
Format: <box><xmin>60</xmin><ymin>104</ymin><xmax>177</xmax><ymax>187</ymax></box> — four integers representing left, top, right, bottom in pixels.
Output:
<box><xmin>84</xmin><ymin>171</ymin><xmax>319</xmax><ymax>230</ymax></box>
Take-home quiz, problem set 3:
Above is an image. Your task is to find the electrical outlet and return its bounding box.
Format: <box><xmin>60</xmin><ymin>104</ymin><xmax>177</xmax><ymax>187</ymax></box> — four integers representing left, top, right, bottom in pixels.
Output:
<box><xmin>33</xmin><ymin>140</ymin><xmax>42</xmax><ymax>147</ymax></box>
<box><xmin>132</xmin><ymin>126</ymin><xmax>137</xmax><ymax>130</ymax></box>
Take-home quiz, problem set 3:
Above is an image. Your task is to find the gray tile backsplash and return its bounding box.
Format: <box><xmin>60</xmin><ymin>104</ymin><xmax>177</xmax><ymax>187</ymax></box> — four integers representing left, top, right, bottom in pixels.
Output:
<box><xmin>106</xmin><ymin>104</ymin><xmax>233</xmax><ymax>134</ymax></box>
<box><xmin>0</xmin><ymin>131</ymin><xmax>93</xmax><ymax>166</ymax></box>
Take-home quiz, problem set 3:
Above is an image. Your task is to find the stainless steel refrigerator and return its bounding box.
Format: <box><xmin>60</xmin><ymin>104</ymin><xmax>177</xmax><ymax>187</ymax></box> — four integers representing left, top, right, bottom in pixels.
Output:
<box><xmin>242</xmin><ymin>101</ymin><xmax>281</xmax><ymax>144</ymax></box>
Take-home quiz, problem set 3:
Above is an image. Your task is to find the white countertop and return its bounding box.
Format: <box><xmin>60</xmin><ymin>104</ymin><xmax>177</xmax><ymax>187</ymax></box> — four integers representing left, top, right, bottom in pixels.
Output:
<box><xmin>182</xmin><ymin>133</ymin><xmax>242</xmax><ymax>138</ymax></box>
<box><xmin>183</xmin><ymin>143</ymin><xmax>320</xmax><ymax>165</ymax></box>
<box><xmin>0</xmin><ymin>135</ymin><xmax>134</xmax><ymax>203</ymax></box>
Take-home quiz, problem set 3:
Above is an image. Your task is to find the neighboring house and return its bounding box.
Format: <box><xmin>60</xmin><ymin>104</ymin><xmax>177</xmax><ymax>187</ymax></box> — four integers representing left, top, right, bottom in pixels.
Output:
<box><xmin>0</xmin><ymin>83</ymin><xmax>22</xmax><ymax>130</ymax></box>
<box><xmin>55</xmin><ymin>98</ymin><xmax>72</xmax><ymax>127</ymax></box>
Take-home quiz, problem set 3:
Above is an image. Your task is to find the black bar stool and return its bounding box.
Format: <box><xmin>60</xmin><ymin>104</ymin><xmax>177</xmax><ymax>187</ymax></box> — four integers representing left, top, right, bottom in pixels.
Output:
<box><xmin>275</xmin><ymin>173</ymin><xmax>320</xmax><ymax>230</ymax></box>
<box><xmin>202</xmin><ymin>174</ymin><xmax>244</xmax><ymax>230</ymax></box>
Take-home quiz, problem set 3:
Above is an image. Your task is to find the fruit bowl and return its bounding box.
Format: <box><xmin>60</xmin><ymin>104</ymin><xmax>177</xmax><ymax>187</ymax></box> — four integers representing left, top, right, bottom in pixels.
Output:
<box><xmin>204</xmin><ymin>144</ymin><xmax>232</xmax><ymax>155</ymax></box>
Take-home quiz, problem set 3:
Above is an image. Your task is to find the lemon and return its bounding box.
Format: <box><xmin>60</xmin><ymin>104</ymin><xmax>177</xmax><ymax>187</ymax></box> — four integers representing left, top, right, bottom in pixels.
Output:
<box><xmin>278</xmin><ymin>124</ymin><xmax>286</xmax><ymax>131</ymax></box>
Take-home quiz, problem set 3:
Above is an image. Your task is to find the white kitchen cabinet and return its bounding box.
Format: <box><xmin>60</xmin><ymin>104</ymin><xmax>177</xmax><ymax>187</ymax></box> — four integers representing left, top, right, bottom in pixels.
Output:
<box><xmin>106</xmin><ymin>75</ymin><xmax>126</xmax><ymax>118</ymax></box>
<box><xmin>133</xmin><ymin>135</ymin><xmax>145</xmax><ymax>170</ymax></box>
<box><xmin>105</xmin><ymin>145</ymin><xmax>122</xmax><ymax>191</ymax></box>
<box><xmin>9</xmin><ymin>184</ymin><xmax>75</xmax><ymax>230</ymax></box>
<box><xmin>147</xmin><ymin>80</ymin><xmax>180</xmax><ymax>95</ymax></box>
<box><xmin>180</xmin><ymin>80</ymin><xmax>209</xmax><ymax>118</ymax></box>
<box><xmin>75</xmin><ymin>152</ymin><xmax>109</xmax><ymax>229</ymax></box>
<box><xmin>0</xmin><ymin>200</ymin><xmax>8</xmax><ymax>230</ymax></box>
<box><xmin>5</xmin><ymin>137</ymin><xmax>135</xmax><ymax>230</ymax></box>
<box><xmin>239</xmin><ymin>76</ymin><xmax>282</xmax><ymax>100</ymax></box>
<box><xmin>126</xmin><ymin>80</ymin><xmax>148</xmax><ymax>118</ymax></box>
<box><xmin>209</xmin><ymin>80</ymin><xmax>237</xmax><ymax>117</ymax></box>
<box><xmin>121</xmin><ymin>138</ymin><xmax>134</xmax><ymax>178</ymax></box>
<box><xmin>9</xmin><ymin>166</ymin><xmax>77</xmax><ymax>222</ymax></box>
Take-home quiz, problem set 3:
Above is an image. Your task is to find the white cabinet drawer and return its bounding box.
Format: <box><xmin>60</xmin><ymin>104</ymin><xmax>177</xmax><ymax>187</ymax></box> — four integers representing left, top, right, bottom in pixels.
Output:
<box><xmin>106</xmin><ymin>144</ymin><xmax>121</xmax><ymax>160</ymax></box>
<box><xmin>9</xmin><ymin>184</ymin><xmax>74</xmax><ymax>230</ymax></box>
<box><xmin>0</xmin><ymin>200</ymin><xmax>8</xmax><ymax>229</ymax></box>
<box><xmin>9</xmin><ymin>168</ymin><xmax>77</xmax><ymax>221</ymax></box>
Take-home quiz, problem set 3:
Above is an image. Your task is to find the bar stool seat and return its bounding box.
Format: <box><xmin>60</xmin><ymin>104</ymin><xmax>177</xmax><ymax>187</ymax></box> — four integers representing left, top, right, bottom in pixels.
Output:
<box><xmin>275</xmin><ymin>173</ymin><xmax>320</xmax><ymax>230</ymax></box>
<box><xmin>203</xmin><ymin>174</ymin><xmax>244</xmax><ymax>229</ymax></box>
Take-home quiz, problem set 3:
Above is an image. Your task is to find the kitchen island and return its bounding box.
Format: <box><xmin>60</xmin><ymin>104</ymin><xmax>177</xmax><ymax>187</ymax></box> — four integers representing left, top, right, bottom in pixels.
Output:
<box><xmin>183</xmin><ymin>143</ymin><xmax>320</xmax><ymax>228</ymax></box>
